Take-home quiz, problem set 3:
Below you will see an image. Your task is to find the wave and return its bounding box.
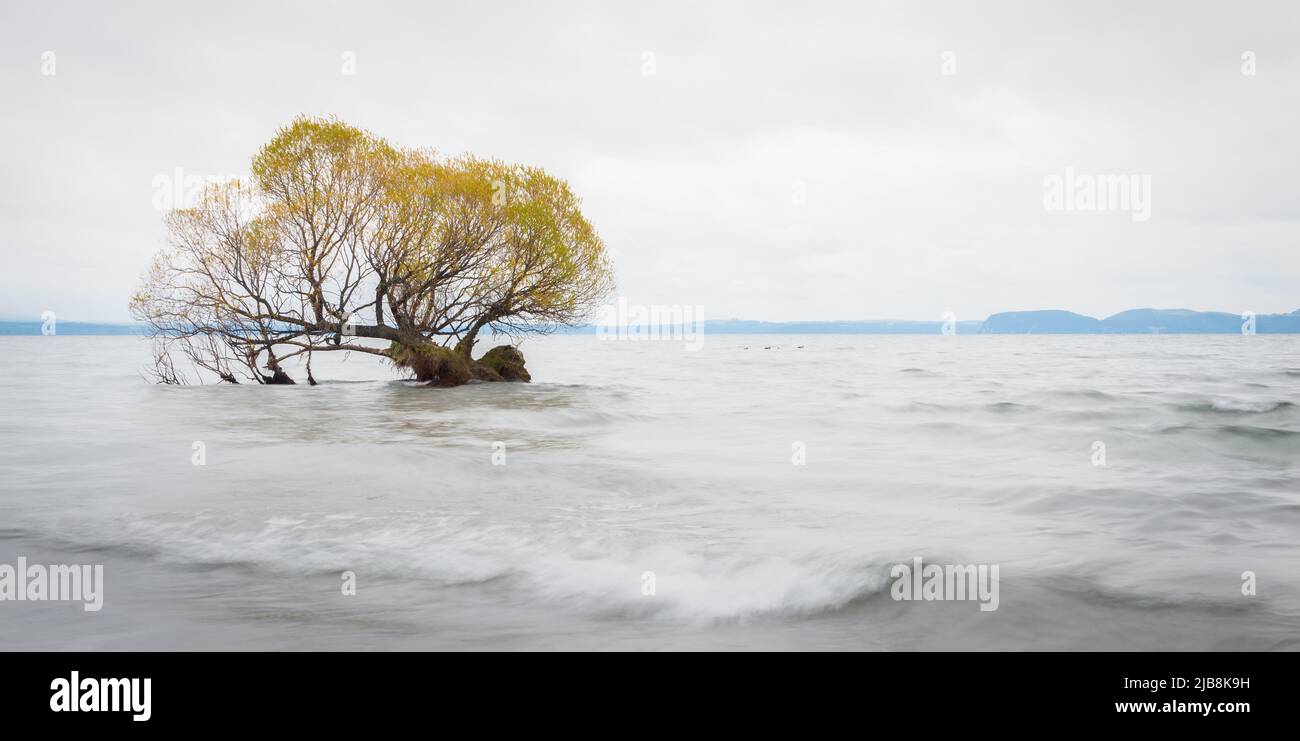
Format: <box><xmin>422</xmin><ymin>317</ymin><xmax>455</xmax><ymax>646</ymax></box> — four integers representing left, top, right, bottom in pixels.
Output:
<box><xmin>19</xmin><ymin>513</ymin><xmax>899</xmax><ymax>623</ymax></box>
<box><xmin>985</xmin><ymin>401</ymin><xmax>1037</xmax><ymax>413</ymax></box>
<box><xmin>1040</xmin><ymin>388</ymin><xmax>1119</xmax><ymax>401</ymax></box>
<box><xmin>1173</xmin><ymin>400</ymin><xmax>1296</xmax><ymax>415</ymax></box>
<box><xmin>1154</xmin><ymin>423</ymin><xmax>1300</xmax><ymax>440</ymax></box>
<box><xmin>1040</xmin><ymin>574</ymin><xmax>1260</xmax><ymax>615</ymax></box>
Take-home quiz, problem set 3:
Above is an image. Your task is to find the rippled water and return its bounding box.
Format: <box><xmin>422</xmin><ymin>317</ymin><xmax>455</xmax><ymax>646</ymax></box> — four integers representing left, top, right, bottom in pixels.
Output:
<box><xmin>1</xmin><ymin>334</ymin><xmax>1297</xmax><ymax>650</ymax></box>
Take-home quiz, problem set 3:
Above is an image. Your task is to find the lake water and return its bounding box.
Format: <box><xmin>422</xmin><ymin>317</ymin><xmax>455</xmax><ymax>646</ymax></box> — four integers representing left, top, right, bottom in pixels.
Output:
<box><xmin>1</xmin><ymin>334</ymin><xmax>1297</xmax><ymax>650</ymax></box>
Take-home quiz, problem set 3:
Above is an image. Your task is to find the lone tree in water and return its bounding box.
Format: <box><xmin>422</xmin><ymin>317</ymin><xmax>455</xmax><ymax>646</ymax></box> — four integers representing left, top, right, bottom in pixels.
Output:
<box><xmin>131</xmin><ymin>117</ymin><xmax>613</xmax><ymax>386</ymax></box>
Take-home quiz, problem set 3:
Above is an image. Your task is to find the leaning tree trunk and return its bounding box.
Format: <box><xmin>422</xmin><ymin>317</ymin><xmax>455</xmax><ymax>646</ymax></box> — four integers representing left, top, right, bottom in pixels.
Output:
<box><xmin>387</xmin><ymin>339</ymin><xmax>473</xmax><ymax>387</ymax></box>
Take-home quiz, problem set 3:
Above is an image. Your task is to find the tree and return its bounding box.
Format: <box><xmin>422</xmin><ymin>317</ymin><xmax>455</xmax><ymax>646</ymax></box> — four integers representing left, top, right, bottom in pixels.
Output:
<box><xmin>130</xmin><ymin>116</ymin><xmax>613</xmax><ymax>386</ymax></box>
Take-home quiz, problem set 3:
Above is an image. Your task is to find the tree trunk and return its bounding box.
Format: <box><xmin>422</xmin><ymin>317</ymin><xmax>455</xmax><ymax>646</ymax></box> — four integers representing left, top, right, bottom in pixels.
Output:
<box><xmin>456</xmin><ymin>314</ymin><xmax>496</xmax><ymax>360</ymax></box>
<box><xmin>388</xmin><ymin>338</ymin><xmax>472</xmax><ymax>387</ymax></box>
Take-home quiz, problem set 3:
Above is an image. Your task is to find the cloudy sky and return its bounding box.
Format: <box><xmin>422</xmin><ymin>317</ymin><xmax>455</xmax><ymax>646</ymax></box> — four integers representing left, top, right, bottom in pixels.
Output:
<box><xmin>2</xmin><ymin>0</ymin><xmax>1297</xmax><ymax>322</ymax></box>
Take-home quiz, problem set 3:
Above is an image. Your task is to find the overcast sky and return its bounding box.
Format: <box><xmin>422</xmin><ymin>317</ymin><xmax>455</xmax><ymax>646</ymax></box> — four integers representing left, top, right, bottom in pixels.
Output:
<box><xmin>2</xmin><ymin>0</ymin><xmax>1297</xmax><ymax>321</ymax></box>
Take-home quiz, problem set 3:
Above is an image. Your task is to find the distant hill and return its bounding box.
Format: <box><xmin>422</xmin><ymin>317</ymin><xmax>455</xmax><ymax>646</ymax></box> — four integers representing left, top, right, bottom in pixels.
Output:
<box><xmin>978</xmin><ymin>310</ymin><xmax>1103</xmax><ymax>333</ymax></box>
<box><xmin>696</xmin><ymin>319</ymin><xmax>987</xmax><ymax>334</ymax></box>
<box><xmin>0</xmin><ymin>321</ymin><xmax>144</xmax><ymax>336</ymax></box>
<box><xmin>548</xmin><ymin>319</ymin><xmax>986</xmax><ymax>334</ymax></box>
<box><xmin>980</xmin><ymin>308</ymin><xmax>1300</xmax><ymax>334</ymax></box>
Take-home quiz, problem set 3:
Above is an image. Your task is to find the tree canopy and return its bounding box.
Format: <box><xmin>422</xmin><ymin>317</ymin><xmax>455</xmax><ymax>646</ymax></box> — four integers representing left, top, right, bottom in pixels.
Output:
<box><xmin>131</xmin><ymin>116</ymin><xmax>613</xmax><ymax>386</ymax></box>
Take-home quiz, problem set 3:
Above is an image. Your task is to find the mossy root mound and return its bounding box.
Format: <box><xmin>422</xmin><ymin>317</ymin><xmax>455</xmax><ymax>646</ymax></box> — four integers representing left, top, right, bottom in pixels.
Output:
<box><xmin>475</xmin><ymin>345</ymin><xmax>531</xmax><ymax>382</ymax></box>
<box><xmin>390</xmin><ymin>342</ymin><xmax>530</xmax><ymax>386</ymax></box>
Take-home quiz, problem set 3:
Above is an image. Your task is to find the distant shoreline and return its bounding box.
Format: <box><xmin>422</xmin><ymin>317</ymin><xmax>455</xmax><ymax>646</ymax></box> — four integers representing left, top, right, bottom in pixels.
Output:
<box><xmin>5</xmin><ymin>307</ymin><xmax>1299</xmax><ymax>336</ymax></box>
